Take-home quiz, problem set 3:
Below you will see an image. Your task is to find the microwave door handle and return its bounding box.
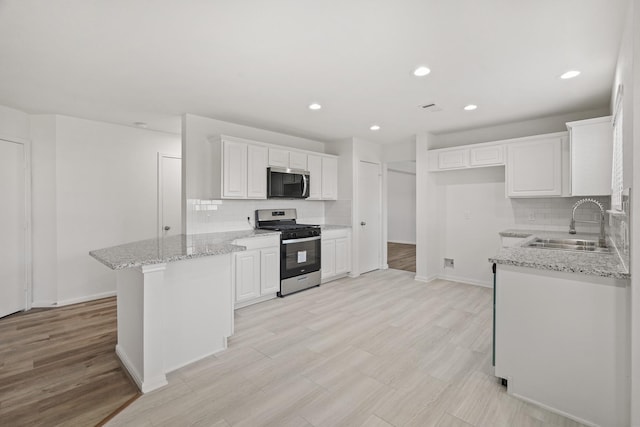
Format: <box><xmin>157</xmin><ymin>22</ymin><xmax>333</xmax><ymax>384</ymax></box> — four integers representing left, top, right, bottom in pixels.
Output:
<box><xmin>302</xmin><ymin>174</ymin><xmax>308</xmax><ymax>197</ymax></box>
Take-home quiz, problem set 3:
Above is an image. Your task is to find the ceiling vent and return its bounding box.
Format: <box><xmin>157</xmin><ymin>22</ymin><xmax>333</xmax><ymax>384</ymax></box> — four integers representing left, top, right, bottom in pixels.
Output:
<box><xmin>420</xmin><ymin>103</ymin><xmax>443</xmax><ymax>112</ymax></box>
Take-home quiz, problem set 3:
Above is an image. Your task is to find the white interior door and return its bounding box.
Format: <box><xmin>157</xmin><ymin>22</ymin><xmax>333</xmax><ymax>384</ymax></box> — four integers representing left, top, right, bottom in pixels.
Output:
<box><xmin>358</xmin><ymin>161</ymin><xmax>381</xmax><ymax>274</ymax></box>
<box><xmin>159</xmin><ymin>154</ymin><xmax>182</xmax><ymax>237</ymax></box>
<box><xmin>0</xmin><ymin>139</ymin><xmax>26</xmax><ymax>317</ymax></box>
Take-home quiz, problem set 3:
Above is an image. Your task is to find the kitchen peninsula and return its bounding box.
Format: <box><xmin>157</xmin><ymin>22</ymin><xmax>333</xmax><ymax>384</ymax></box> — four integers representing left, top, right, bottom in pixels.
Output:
<box><xmin>490</xmin><ymin>230</ymin><xmax>630</xmax><ymax>427</ymax></box>
<box><xmin>90</xmin><ymin>229</ymin><xmax>278</xmax><ymax>393</ymax></box>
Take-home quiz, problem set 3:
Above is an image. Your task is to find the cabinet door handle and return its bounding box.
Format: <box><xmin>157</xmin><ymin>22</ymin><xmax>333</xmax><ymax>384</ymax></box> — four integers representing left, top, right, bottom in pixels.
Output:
<box><xmin>164</xmin><ymin>226</ymin><xmax>171</xmax><ymax>231</ymax></box>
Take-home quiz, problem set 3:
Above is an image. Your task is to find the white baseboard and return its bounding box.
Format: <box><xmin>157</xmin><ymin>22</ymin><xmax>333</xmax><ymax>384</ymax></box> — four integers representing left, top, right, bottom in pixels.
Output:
<box><xmin>510</xmin><ymin>391</ymin><xmax>599</xmax><ymax>427</ymax></box>
<box><xmin>56</xmin><ymin>290</ymin><xmax>117</xmax><ymax>307</ymax></box>
<box><xmin>116</xmin><ymin>344</ymin><xmax>167</xmax><ymax>394</ymax></box>
<box><xmin>31</xmin><ymin>300</ymin><xmax>57</xmax><ymax>308</ymax></box>
<box><xmin>388</xmin><ymin>240</ymin><xmax>416</xmax><ymax>245</ymax></box>
<box><xmin>437</xmin><ymin>273</ymin><xmax>492</xmax><ymax>288</ymax></box>
<box><xmin>414</xmin><ymin>274</ymin><xmax>438</xmax><ymax>283</ymax></box>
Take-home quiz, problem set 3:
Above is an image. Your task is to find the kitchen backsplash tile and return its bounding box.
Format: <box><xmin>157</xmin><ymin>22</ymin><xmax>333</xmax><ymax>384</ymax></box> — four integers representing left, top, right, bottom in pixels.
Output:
<box><xmin>324</xmin><ymin>199</ymin><xmax>352</xmax><ymax>226</ymax></box>
<box><xmin>509</xmin><ymin>196</ymin><xmax>610</xmax><ymax>233</ymax></box>
<box><xmin>186</xmin><ymin>199</ymin><xmax>325</xmax><ymax>234</ymax></box>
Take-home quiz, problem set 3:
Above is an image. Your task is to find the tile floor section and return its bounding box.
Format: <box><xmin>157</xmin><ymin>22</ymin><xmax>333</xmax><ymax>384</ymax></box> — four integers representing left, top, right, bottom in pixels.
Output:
<box><xmin>108</xmin><ymin>269</ymin><xmax>586</xmax><ymax>427</ymax></box>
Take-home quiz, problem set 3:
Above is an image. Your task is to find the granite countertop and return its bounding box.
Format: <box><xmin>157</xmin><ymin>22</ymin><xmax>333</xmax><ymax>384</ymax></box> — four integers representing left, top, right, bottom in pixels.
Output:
<box><xmin>90</xmin><ymin>229</ymin><xmax>280</xmax><ymax>270</ymax></box>
<box><xmin>491</xmin><ymin>229</ymin><xmax>629</xmax><ymax>279</ymax></box>
<box><xmin>321</xmin><ymin>224</ymin><xmax>352</xmax><ymax>231</ymax></box>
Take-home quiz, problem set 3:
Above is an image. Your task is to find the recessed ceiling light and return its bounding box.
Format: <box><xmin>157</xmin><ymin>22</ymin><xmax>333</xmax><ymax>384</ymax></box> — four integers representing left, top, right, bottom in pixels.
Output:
<box><xmin>560</xmin><ymin>70</ymin><xmax>581</xmax><ymax>79</ymax></box>
<box><xmin>413</xmin><ymin>66</ymin><xmax>431</xmax><ymax>77</ymax></box>
<box><xmin>308</xmin><ymin>103</ymin><xmax>322</xmax><ymax>110</ymax></box>
<box><xmin>464</xmin><ymin>104</ymin><xmax>478</xmax><ymax>111</ymax></box>
<box><xmin>370</xmin><ymin>125</ymin><xmax>381</xmax><ymax>131</ymax></box>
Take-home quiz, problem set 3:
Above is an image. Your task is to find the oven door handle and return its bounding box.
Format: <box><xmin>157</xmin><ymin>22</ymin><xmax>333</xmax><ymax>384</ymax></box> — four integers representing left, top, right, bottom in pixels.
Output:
<box><xmin>282</xmin><ymin>236</ymin><xmax>321</xmax><ymax>244</ymax></box>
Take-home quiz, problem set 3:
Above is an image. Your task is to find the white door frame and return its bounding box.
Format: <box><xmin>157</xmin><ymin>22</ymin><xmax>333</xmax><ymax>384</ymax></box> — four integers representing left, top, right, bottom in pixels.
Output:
<box><xmin>0</xmin><ymin>133</ymin><xmax>32</xmax><ymax>312</ymax></box>
<box><xmin>157</xmin><ymin>153</ymin><xmax>182</xmax><ymax>238</ymax></box>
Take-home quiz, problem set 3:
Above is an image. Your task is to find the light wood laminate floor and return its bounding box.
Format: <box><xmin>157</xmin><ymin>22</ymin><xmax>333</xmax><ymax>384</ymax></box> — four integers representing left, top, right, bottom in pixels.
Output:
<box><xmin>109</xmin><ymin>269</ymin><xmax>585</xmax><ymax>427</ymax></box>
<box><xmin>0</xmin><ymin>297</ymin><xmax>139</xmax><ymax>426</ymax></box>
<box><xmin>387</xmin><ymin>243</ymin><xmax>416</xmax><ymax>272</ymax></box>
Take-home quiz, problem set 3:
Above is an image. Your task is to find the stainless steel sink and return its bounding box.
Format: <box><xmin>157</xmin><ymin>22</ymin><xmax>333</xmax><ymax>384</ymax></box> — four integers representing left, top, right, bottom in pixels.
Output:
<box><xmin>524</xmin><ymin>238</ymin><xmax>611</xmax><ymax>253</ymax></box>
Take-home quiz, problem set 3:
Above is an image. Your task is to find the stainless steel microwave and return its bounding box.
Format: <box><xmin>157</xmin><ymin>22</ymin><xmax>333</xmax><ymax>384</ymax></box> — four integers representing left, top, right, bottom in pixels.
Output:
<box><xmin>267</xmin><ymin>167</ymin><xmax>310</xmax><ymax>199</ymax></box>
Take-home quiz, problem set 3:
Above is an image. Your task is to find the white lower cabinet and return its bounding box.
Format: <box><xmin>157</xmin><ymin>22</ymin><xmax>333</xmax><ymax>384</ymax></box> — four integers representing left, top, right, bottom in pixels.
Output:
<box><xmin>234</xmin><ymin>250</ymin><xmax>260</xmax><ymax>302</ymax></box>
<box><xmin>495</xmin><ymin>264</ymin><xmax>629</xmax><ymax>427</ymax></box>
<box><xmin>260</xmin><ymin>247</ymin><xmax>280</xmax><ymax>294</ymax></box>
<box><xmin>233</xmin><ymin>235</ymin><xmax>280</xmax><ymax>308</ymax></box>
<box><xmin>321</xmin><ymin>229</ymin><xmax>351</xmax><ymax>283</ymax></box>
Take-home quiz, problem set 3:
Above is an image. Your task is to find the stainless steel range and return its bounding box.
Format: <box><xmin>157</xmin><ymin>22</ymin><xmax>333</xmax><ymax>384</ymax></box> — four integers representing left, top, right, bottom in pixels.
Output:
<box><xmin>255</xmin><ymin>209</ymin><xmax>321</xmax><ymax>296</ymax></box>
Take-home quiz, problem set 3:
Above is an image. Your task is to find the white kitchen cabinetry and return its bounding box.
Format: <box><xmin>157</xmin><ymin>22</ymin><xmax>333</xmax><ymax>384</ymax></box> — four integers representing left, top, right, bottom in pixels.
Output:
<box><xmin>233</xmin><ymin>234</ymin><xmax>280</xmax><ymax>308</ymax></box>
<box><xmin>506</xmin><ymin>136</ymin><xmax>564</xmax><ymax>197</ymax></box>
<box><xmin>438</xmin><ymin>149</ymin><xmax>469</xmax><ymax>170</ymax></box>
<box><xmin>321</xmin><ymin>228</ymin><xmax>351</xmax><ymax>283</ymax></box>
<box><xmin>307</xmin><ymin>154</ymin><xmax>322</xmax><ymax>200</ymax></box>
<box><xmin>428</xmin><ymin>142</ymin><xmax>505</xmax><ymax>172</ymax></box>
<box><xmin>234</xmin><ymin>250</ymin><xmax>260</xmax><ymax>302</ymax></box>
<box><xmin>470</xmin><ymin>145</ymin><xmax>504</xmax><ymax>167</ymax></box>
<box><xmin>289</xmin><ymin>151</ymin><xmax>308</xmax><ymax>170</ymax></box>
<box><xmin>495</xmin><ymin>264</ymin><xmax>629</xmax><ymax>427</ymax></box>
<box><xmin>221</xmin><ymin>139</ymin><xmax>267</xmax><ymax>199</ymax></box>
<box><xmin>321</xmin><ymin>157</ymin><xmax>338</xmax><ymax>200</ymax></box>
<box><xmin>260</xmin><ymin>247</ymin><xmax>280</xmax><ymax>294</ymax></box>
<box><xmin>268</xmin><ymin>148</ymin><xmax>289</xmax><ymax>168</ymax></box>
<box><xmin>247</xmin><ymin>145</ymin><xmax>268</xmax><ymax>199</ymax></box>
<box><xmin>222</xmin><ymin>140</ymin><xmax>248</xmax><ymax>198</ymax></box>
<box><xmin>566</xmin><ymin>116</ymin><xmax>613</xmax><ymax>196</ymax></box>
<box><xmin>211</xmin><ymin>135</ymin><xmax>338</xmax><ymax>201</ymax></box>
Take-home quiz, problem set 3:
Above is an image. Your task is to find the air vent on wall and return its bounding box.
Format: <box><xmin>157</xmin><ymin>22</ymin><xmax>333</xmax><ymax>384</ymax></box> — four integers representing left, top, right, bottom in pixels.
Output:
<box><xmin>420</xmin><ymin>103</ymin><xmax>443</xmax><ymax>112</ymax></box>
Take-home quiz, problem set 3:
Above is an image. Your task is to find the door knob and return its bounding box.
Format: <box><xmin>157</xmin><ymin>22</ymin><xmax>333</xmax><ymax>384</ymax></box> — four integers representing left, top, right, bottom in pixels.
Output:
<box><xmin>164</xmin><ymin>226</ymin><xmax>171</xmax><ymax>231</ymax></box>
<box><xmin>360</xmin><ymin>221</ymin><xmax>366</xmax><ymax>226</ymax></box>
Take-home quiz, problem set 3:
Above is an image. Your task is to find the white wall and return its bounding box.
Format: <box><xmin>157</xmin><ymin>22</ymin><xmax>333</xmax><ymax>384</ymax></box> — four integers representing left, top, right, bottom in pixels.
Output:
<box><xmin>432</xmin><ymin>108</ymin><xmax>610</xmax><ymax>149</ymax></box>
<box><xmin>387</xmin><ymin>169</ymin><xmax>416</xmax><ymax>244</ymax></box>
<box><xmin>30</xmin><ymin>115</ymin><xmax>180</xmax><ymax>305</ymax></box>
<box><xmin>0</xmin><ymin>104</ymin><xmax>29</xmax><ymax>141</ymax></box>
<box><xmin>30</xmin><ymin>115</ymin><xmax>58</xmax><ymax>304</ymax></box>
<box><xmin>613</xmin><ymin>0</ymin><xmax>640</xmax><ymax>423</ymax></box>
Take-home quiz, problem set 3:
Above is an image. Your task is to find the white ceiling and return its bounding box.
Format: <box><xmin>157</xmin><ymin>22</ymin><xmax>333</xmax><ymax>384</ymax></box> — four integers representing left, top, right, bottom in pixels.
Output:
<box><xmin>0</xmin><ymin>0</ymin><xmax>629</xmax><ymax>144</ymax></box>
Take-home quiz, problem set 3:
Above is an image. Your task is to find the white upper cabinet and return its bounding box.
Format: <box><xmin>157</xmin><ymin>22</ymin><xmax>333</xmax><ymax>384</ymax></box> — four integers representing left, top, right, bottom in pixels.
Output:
<box><xmin>268</xmin><ymin>148</ymin><xmax>289</xmax><ymax>167</ymax></box>
<box><xmin>566</xmin><ymin>116</ymin><xmax>613</xmax><ymax>196</ymax></box>
<box><xmin>321</xmin><ymin>156</ymin><xmax>338</xmax><ymax>200</ymax></box>
<box><xmin>428</xmin><ymin>142</ymin><xmax>505</xmax><ymax>172</ymax></box>
<box><xmin>506</xmin><ymin>136</ymin><xmax>564</xmax><ymax>197</ymax></box>
<box><xmin>222</xmin><ymin>139</ymin><xmax>266</xmax><ymax>199</ymax></box>
<box><xmin>470</xmin><ymin>145</ymin><xmax>504</xmax><ymax>167</ymax></box>
<box><xmin>212</xmin><ymin>135</ymin><xmax>337</xmax><ymax>201</ymax></box>
<box><xmin>222</xmin><ymin>140</ymin><xmax>248</xmax><ymax>198</ymax></box>
<box><xmin>247</xmin><ymin>145</ymin><xmax>267</xmax><ymax>199</ymax></box>
<box><xmin>307</xmin><ymin>154</ymin><xmax>322</xmax><ymax>200</ymax></box>
<box><xmin>438</xmin><ymin>149</ymin><xmax>469</xmax><ymax>170</ymax></box>
<box><xmin>289</xmin><ymin>151</ymin><xmax>308</xmax><ymax>170</ymax></box>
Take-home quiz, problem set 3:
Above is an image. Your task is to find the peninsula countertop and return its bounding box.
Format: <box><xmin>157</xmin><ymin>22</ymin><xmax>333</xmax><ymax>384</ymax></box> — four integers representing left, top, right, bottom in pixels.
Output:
<box><xmin>490</xmin><ymin>229</ymin><xmax>630</xmax><ymax>280</ymax></box>
<box><xmin>90</xmin><ymin>229</ymin><xmax>281</xmax><ymax>270</ymax></box>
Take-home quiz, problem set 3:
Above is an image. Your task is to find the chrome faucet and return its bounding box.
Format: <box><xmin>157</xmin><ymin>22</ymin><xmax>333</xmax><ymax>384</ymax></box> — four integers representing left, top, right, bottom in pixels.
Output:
<box><xmin>569</xmin><ymin>198</ymin><xmax>606</xmax><ymax>246</ymax></box>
